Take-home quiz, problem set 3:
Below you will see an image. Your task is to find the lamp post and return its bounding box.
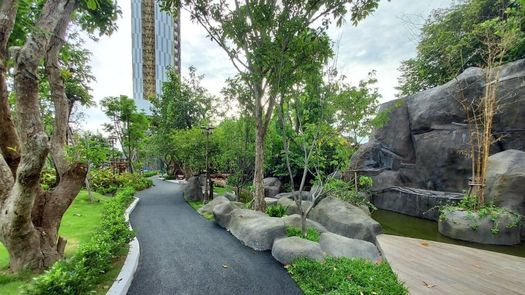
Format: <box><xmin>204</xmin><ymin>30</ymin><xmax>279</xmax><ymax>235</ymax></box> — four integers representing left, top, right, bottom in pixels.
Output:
<box><xmin>108</xmin><ymin>135</ymin><xmax>117</xmax><ymax>175</ymax></box>
<box><xmin>201</xmin><ymin>125</ymin><xmax>215</xmax><ymax>202</ymax></box>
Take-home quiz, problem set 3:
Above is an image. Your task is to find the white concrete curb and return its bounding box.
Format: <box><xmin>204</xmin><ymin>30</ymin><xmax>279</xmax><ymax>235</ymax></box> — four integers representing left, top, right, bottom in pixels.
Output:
<box><xmin>107</xmin><ymin>197</ymin><xmax>140</xmax><ymax>295</ymax></box>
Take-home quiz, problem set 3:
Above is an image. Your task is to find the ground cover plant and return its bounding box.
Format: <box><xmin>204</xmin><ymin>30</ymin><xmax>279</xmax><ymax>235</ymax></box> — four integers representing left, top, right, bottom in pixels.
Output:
<box><xmin>288</xmin><ymin>257</ymin><xmax>408</xmax><ymax>295</ymax></box>
<box><xmin>20</xmin><ymin>187</ymin><xmax>138</xmax><ymax>295</ymax></box>
<box><xmin>286</xmin><ymin>227</ymin><xmax>320</xmax><ymax>242</ymax></box>
<box><xmin>266</xmin><ymin>204</ymin><xmax>288</xmax><ymax>218</ymax></box>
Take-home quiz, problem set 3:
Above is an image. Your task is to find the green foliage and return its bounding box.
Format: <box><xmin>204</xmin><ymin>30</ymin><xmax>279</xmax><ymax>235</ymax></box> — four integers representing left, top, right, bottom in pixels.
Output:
<box><xmin>286</xmin><ymin>227</ymin><xmax>320</xmax><ymax>242</ymax></box>
<box><xmin>143</xmin><ymin>170</ymin><xmax>158</xmax><ymax>177</ymax></box>
<box><xmin>89</xmin><ymin>169</ymin><xmax>153</xmax><ymax>194</ymax></box>
<box><xmin>101</xmin><ymin>95</ymin><xmax>150</xmax><ymax>172</ymax></box>
<box><xmin>397</xmin><ymin>0</ymin><xmax>525</xmax><ymax>96</ymax></box>
<box><xmin>266</xmin><ymin>204</ymin><xmax>288</xmax><ymax>217</ymax></box>
<box><xmin>187</xmin><ymin>201</ymin><xmax>214</xmax><ymax>220</ymax></box>
<box><xmin>325</xmin><ymin>179</ymin><xmax>375</xmax><ymax>210</ymax></box>
<box><xmin>67</xmin><ymin>132</ymin><xmax>114</xmax><ymax>168</ymax></box>
<box><xmin>23</xmin><ymin>187</ymin><xmax>136</xmax><ymax>295</ymax></box>
<box><xmin>440</xmin><ymin>193</ymin><xmax>521</xmax><ymax>234</ymax></box>
<box><xmin>288</xmin><ymin>257</ymin><xmax>408</xmax><ymax>295</ymax></box>
<box><xmin>39</xmin><ymin>169</ymin><xmax>57</xmax><ymax>191</ymax></box>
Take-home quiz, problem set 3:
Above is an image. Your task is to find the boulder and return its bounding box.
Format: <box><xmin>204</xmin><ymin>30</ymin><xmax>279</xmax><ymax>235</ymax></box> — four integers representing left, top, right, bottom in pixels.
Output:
<box><xmin>271</xmin><ymin>237</ymin><xmax>325</xmax><ymax>265</ymax></box>
<box><xmin>309</xmin><ymin>197</ymin><xmax>382</xmax><ymax>242</ymax></box>
<box><xmin>213</xmin><ymin>202</ymin><xmax>243</xmax><ymax>228</ymax></box>
<box><xmin>265</xmin><ymin>197</ymin><xmax>278</xmax><ymax>206</ymax></box>
<box><xmin>439</xmin><ymin>210</ymin><xmax>521</xmax><ymax>245</ymax></box>
<box><xmin>319</xmin><ymin>232</ymin><xmax>381</xmax><ymax>262</ymax></box>
<box><xmin>273</xmin><ymin>192</ymin><xmax>292</xmax><ymax>199</ymax></box>
<box><xmin>184</xmin><ymin>176</ymin><xmax>203</xmax><ymax>201</ymax></box>
<box><xmin>281</xmin><ymin>214</ymin><xmax>328</xmax><ymax>233</ymax></box>
<box><xmin>486</xmin><ymin>150</ymin><xmax>525</xmax><ymax>216</ymax></box>
<box><xmin>228</xmin><ymin>209</ymin><xmax>286</xmax><ymax>250</ymax></box>
<box><xmin>372</xmin><ymin>187</ymin><xmax>463</xmax><ymax>221</ymax></box>
<box><xmin>198</xmin><ymin>196</ymin><xmax>229</xmax><ymax>215</ymax></box>
<box><xmin>277</xmin><ymin>198</ymin><xmax>313</xmax><ymax>215</ymax></box>
<box><xmin>263</xmin><ymin>177</ymin><xmax>282</xmax><ymax>198</ymax></box>
<box><xmin>223</xmin><ymin>192</ymin><xmax>238</xmax><ymax>202</ymax></box>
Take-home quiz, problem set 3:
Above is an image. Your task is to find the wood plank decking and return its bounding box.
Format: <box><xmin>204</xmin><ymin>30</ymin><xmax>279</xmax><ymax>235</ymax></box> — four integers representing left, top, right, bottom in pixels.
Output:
<box><xmin>377</xmin><ymin>234</ymin><xmax>525</xmax><ymax>295</ymax></box>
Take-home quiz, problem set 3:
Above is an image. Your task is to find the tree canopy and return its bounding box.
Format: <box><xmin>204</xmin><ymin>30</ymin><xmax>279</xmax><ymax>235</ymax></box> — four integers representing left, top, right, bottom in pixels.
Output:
<box><xmin>397</xmin><ymin>0</ymin><xmax>525</xmax><ymax>96</ymax></box>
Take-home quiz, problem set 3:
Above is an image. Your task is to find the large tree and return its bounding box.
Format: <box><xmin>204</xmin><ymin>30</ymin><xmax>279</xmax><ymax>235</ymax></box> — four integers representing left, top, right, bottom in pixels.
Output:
<box><xmin>0</xmin><ymin>0</ymin><xmax>119</xmax><ymax>272</ymax></box>
<box><xmin>159</xmin><ymin>0</ymin><xmax>381</xmax><ymax>211</ymax></box>
<box><xmin>397</xmin><ymin>0</ymin><xmax>525</xmax><ymax>96</ymax></box>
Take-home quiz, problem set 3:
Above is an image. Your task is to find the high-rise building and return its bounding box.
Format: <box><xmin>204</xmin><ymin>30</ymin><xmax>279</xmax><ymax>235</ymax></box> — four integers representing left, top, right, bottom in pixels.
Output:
<box><xmin>131</xmin><ymin>0</ymin><xmax>181</xmax><ymax>112</ymax></box>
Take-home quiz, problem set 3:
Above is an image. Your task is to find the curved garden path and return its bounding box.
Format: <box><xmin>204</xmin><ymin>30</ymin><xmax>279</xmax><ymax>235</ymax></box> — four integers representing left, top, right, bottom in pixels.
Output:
<box><xmin>128</xmin><ymin>177</ymin><xmax>302</xmax><ymax>295</ymax></box>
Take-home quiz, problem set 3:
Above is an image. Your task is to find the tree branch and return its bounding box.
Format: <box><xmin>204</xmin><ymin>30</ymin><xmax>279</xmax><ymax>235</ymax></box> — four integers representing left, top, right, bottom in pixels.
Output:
<box><xmin>46</xmin><ymin>5</ymin><xmax>75</xmax><ymax>176</ymax></box>
<box><xmin>0</xmin><ymin>0</ymin><xmax>21</xmax><ymax>176</ymax></box>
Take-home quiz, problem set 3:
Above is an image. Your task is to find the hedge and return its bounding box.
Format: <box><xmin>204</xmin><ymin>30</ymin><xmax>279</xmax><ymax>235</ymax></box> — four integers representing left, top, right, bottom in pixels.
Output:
<box><xmin>23</xmin><ymin>187</ymin><xmax>138</xmax><ymax>295</ymax></box>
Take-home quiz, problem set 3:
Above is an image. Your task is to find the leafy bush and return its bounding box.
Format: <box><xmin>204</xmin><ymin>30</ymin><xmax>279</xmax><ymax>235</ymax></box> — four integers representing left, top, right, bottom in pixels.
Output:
<box><xmin>286</xmin><ymin>226</ymin><xmax>320</xmax><ymax>242</ymax></box>
<box><xmin>266</xmin><ymin>203</ymin><xmax>288</xmax><ymax>217</ymax></box>
<box><xmin>23</xmin><ymin>187</ymin><xmax>137</xmax><ymax>295</ymax></box>
<box><xmin>288</xmin><ymin>257</ymin><xmax>408</xmax><ymax>295</ymax></box>
<box><xmin>325</xmin><ymin>179</ymin><xmax>375</xmax><ymax>210</ymax></box>
<box><xmin>40</xmin><ymin>169</ymin><xmax>57</xmax><ymax>191</ymax></box>
<box><xmin>89</xmin><ymin>168</ymin><xmax>153</xmax><ymax>194</ymax></box>
<box><xmin>143</xmin><ymin>170</ymin><xmax>158</xmax><ymax>177</ymax></box>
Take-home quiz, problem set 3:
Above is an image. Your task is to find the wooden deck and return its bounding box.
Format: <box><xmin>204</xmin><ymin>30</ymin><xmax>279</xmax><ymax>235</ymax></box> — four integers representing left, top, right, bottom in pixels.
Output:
<box><xmin>377</xmin><ymin>234</ymin><xmax>525</xmax><ymax>295</ymax></box>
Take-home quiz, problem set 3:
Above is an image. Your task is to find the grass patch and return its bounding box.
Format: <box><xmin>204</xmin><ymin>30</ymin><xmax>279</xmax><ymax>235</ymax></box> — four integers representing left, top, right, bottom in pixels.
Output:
<box><xmin>286</xmin><ymin>227</ymin><xmax>320</xmax><ymax>242</ymax></box>
<box><xmin>266</xmin><ymin>203</ymin><xmax>287</xmax><ymax>217</ymax></box>
<box><xmin>187</xmin><ymin>200</ymin><xmax>214</xmax><ymax>220</ymax></box>
<box><xmin>0</xmin><ymin>190</ymin><xmax>112</xmax><ymax>295</ymax></box>
<box><xmin>213</xmin><ymin>186</ymin><xmax>234</xmax><ymax>195</ymax></box>
<box><xmin>288</xmin><ymin>257</ymin><xmax>408</xmax><ymax>295</ymax></box>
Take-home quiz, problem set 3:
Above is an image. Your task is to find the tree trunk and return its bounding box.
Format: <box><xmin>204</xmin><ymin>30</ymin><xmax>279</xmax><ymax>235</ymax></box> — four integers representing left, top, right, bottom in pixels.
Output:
<box><xmin>0</xmin><ymin>0</ymin><xmax>81</xmax><ymax>273</ymax></box>
<box><xmin>252</xmin><ymin>128</ymin><xmax>266</xmax><ymax>211</ymax></box>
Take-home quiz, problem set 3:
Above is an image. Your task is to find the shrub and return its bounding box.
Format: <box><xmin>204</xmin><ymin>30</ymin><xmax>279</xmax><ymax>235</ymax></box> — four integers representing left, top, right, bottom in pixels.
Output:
<box><xmin>286</xmin><ymin>226</ymin><xmax>320</xmax><ymax>242</ymax></box>
<box><xmin>143</xmin><ymin>170</ymin><xmax>158</xmax><ymax>177</ymax></box>
<box><xmin>288</xmin><ymin>257</ymin><xmax>408</xmax><ymax>295</ymax></box>
<box><xmin>325</xmin><ymin>179</ymin><xmax>376</xmax><ymax>210</ymax></box>
<box><xmin>23</xmin><ymin>187</ymin><xmax>137</xmax><ymax>295</ymax></box>
<box><xmin>266</xmin><ymin>203</ymin><xmax>288</xmax><ymax>217</ymax></box>
<box><xmin>89</xmin><ymin>168</ymin><xmax>153</xmax><ymax>194</ymax></box>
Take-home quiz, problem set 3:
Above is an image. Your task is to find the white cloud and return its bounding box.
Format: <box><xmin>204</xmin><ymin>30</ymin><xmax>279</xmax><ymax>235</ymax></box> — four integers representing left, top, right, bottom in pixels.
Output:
<box><xmin>83</xmin><ymin>0</ymin><xmax>453</xmax><ymax>131</ymax></box>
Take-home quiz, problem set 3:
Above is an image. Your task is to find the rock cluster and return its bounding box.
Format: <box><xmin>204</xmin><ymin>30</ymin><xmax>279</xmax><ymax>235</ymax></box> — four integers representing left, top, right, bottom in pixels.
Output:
<box><xmin>211</xmin><ymin>196</ymin><xmax>383</xmax><ymax>265</ymax></box>
<box><xmin>351</xmin><ymin>59</ymin><xmax>525</xmax><ymax>193</ymax></box>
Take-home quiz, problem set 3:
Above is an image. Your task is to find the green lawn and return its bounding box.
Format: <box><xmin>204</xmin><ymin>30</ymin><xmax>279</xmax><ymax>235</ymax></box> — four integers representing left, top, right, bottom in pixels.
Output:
<box><xmin>0</xmin><ymin>190</ymin><xmax>122</xmax><ymax>294</ymax></box>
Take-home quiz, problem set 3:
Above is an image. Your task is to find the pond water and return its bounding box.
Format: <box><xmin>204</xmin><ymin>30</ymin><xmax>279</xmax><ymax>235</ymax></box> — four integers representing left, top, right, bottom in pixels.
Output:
<box><xmin>372</xmin><ymin>209</ymin><xmax>525</xmax><ymax>258</ymax></box>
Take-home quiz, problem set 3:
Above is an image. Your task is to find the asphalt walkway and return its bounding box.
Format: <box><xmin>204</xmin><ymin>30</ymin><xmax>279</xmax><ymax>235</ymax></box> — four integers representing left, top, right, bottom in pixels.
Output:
<box><xmin>128</xmin><ymin>177</ymin><xmax>302</xmax><ymax>295</ymax></box>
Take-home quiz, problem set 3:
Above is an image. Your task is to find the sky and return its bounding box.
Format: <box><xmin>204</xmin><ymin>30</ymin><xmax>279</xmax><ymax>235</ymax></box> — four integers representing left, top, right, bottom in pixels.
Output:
<box><xmin>82</xmin><ymin>0</ymin><xmax>453</xmax><ymax>132</ymax></box>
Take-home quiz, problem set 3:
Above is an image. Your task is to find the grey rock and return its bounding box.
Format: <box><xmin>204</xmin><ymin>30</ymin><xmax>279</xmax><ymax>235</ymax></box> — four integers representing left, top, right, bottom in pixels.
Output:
<box><xmin>228</xmin><ymin>209</ymin><xmax>286</xmax><ymax>250</ymax></box>
<box><xmin>281</xmin><ymin>214</ymin><xmax>328</xmax><ymax>233</ymax></box>
<box><xmin>309</xmin><ymin>197</ymin><xmax>382</xmax><ymax>242</ymax></box>
<box><xmin>271</xmin><ymin>237</ymin><xmax>325</xmax><ymax>265</ymax></box>
<box><xmin>273</xmin><ymin>192</ymin><xmax>292</xmax><ymax>199</ymax></box>
<box><xmin>439</xmin><ymin>210</ymin><xmax>521</xmax><ymax>245</ymax></box>
<box><xmin>265</xmin><ymin>197</ymin><xmax>279</xmax><ymax>206</ymax></box>
<box><xmin>319</xmin><ymin>232</ymin><xmax>381</xmax><ymax>262</ymax></box>
<box><xmin>263</xmin><ymin>177</ymin><xmax>282</xmax><ymax>198</ymax></box>
<box><xmin>486</xmin><ymin>150</ymin><xmax>525</xmax><ymax>216</ymax></box>
<box><xmin>223</xmin><ymin>192</ymin><xmax>238</xmax><ymax>202</ymax></box>
<box><xmin>372</xmin><ymin>187</ymin><xmax>463</xmax><ymax>221</ymax></box>
<box><xmin>350</xmin><ymin>60</ymin><xmax>525</xmax><ymax>194</ymax></box>
<box><xmin>198</xmin><ymin>196</ymin><xmax>230</xmax><ymax>215</ymax></box>
<box><xmin>213</xmin><ymin>202</ymin><xmax>243</xmax><ymax>228</ymax></box>
<box><xmin>184</xmin><ymin>176</ymin><xmax>203</xmax><ymax>201</ymax></box>
<box><xmin>277</xmin><ymin>198</ymin><xmax>313</xmax><ymax>215</ymax></box>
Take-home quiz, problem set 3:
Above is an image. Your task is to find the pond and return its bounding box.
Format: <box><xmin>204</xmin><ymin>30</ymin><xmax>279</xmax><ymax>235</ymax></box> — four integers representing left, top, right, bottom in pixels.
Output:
<box><xmin>372</xmin><ymin>209</ymin><xmax>525</xmax><ymax>258</ymax></box>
